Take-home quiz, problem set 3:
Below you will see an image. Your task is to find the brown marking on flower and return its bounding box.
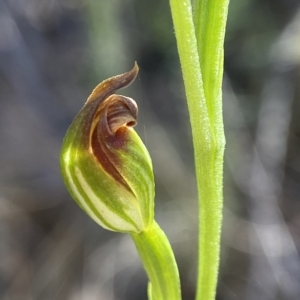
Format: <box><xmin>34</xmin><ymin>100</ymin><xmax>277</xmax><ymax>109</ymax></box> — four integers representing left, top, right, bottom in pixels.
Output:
<box><xmin>87</xmin><ymin>62</ymin><xmax>139</xmax><ymax>104</ymax></box>
<box><xmin>91</xmin><ymin>124</ymin><xmax>131</xmax><ymax>192</ymax></box>
<box><xmin>77</xmin><ymin>63</ymin><xmax>139</xmax><ymax>151</ymax></box>
<box><xmin>81</xmin><ymin>65</ymin><xmax>140</xmax><ymax>193</ymax></box>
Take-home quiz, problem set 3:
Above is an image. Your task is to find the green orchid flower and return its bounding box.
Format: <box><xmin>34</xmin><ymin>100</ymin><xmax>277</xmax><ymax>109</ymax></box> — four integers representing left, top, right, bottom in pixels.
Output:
<box><xmin>60</xmin><ymin>63</ymin><xmax>154</xmax><ymax>234</ymax></box>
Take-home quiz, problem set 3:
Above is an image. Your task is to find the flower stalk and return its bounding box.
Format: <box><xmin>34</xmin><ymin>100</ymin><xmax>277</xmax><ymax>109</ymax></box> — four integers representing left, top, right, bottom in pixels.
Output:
<box><xmin>131</xmin><ymin>221</ymin><xmax>181</xmax><ymax>300</ymax></box>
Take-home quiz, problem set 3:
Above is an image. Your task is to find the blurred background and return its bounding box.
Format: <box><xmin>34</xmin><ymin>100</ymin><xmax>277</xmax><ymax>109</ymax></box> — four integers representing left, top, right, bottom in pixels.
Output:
<box><xmin>0</xmin><ymin>0</ymin><xmax>300</xmax><ymax>299</ymax></box>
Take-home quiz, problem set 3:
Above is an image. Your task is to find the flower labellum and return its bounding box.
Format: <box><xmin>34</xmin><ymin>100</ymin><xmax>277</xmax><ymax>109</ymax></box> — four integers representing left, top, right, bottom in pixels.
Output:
<box><xmin>60</xmin><ymin>63</ymin><xmax>154</xmax><ymax>233</ymax></box>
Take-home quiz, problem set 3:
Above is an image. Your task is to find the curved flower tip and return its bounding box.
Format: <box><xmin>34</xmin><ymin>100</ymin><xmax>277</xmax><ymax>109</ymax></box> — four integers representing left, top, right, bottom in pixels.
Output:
<box><xmin>60</xmin><ymin>63</ymin><xmax>155</xmax><ymax>234</ymax></box>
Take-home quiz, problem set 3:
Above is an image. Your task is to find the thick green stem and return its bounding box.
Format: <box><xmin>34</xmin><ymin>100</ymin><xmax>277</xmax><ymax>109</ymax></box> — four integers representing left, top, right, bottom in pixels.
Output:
<box><xmin>193</xmin><ymin>1</ymin><xmax>228</xmax><ymax>299</ymax></box>
<box><xmin>131</xmin><ymin>221</ymin><xmax>181</xmax><ymax>300</ymax></box>
<box><xmin>169</xmin><ymin>0</ymin><xmax>228</xmax><ymax>300</ymax></box>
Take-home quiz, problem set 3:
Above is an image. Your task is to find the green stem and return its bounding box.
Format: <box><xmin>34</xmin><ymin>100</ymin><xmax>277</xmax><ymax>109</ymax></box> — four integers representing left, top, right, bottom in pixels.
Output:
<box><xmin>169</xmin><ymin>0</ymin><xmax>228</xmax><ymax>300</ymax></box>
<box><xmin>193</xmin><ymin>1</ymin><xmax>228</xmax><ymax>299</ymax></box>
<box><xmin>131</xmin><ymin>221</ymin><xmax>181</xmax><ymax>300</ymax></box>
